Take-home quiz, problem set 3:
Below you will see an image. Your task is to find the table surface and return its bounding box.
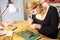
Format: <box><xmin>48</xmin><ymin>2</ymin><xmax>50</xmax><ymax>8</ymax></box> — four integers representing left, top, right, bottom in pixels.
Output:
<box><xmin>0</xmin><ymin>21</ymin><xmax>52</xmax><ymax>40</ymax></box>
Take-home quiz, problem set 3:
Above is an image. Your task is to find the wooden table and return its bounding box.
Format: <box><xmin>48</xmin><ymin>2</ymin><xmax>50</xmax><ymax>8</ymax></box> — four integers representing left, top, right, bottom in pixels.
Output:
<box><xmin>0</xmin><ymin>21</ymin><xmax>51</xmax><ymax>40</ymax></box>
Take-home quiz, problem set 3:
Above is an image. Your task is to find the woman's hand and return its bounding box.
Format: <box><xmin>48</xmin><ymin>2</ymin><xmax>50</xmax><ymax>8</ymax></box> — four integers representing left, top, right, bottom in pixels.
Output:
<box><xmin>30</xmin><ymin>23</ymin><xmax>41</xmax><ymax>29</ymax></box>
<box><xmin>28</xmin><ymin>18</ymin><xmax>33</xmax><ymax>25</ymax></box>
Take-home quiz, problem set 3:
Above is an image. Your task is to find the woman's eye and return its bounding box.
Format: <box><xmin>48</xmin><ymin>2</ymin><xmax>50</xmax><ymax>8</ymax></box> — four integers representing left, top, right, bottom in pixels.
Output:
<box><xmin>32</xmin><ymin>11</ymin><xmax>34</xmax><ymax>13</ymax></box>
<box><xmin>30</xmin><ymin>10</ymin><xmax>34</xmax><ymax>13</ymax></box>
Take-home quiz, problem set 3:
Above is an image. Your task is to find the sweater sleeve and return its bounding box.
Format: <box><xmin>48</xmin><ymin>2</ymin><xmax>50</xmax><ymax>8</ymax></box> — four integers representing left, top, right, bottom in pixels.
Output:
<box><xmin>37</xmin><ymin>7</ymin><xmax>59</xmax><ymax>39</ymax></box>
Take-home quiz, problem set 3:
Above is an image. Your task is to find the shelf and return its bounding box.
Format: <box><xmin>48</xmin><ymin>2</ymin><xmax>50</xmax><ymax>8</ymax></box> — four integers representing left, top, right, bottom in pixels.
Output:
<box><xmin>44</xmin><ymin>0</ymin><xmax>60</xmax><ymax>2</ymax></box>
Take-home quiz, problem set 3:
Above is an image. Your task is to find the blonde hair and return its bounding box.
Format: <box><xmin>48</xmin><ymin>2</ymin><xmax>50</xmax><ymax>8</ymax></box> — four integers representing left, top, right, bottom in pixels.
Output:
<box><xmin>26</xmin><ymin>0</ymin><xmax>46</xmax><ymax>15</ymax></box>
<box><xmin>26</xmin><ymin>1</ymin><xmax>39</xmax><ymax>11</ymax></box>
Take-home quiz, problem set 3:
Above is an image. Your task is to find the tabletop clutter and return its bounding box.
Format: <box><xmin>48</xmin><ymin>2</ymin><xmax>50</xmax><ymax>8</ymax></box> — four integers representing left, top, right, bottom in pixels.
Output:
<box><xmin>0</xmin><ymin>19</ymin><xmax>18</xmax><ymax>40</ymax></box>
<box><xmin>0</xmin><ymin>19</ymin><xmax>40</xmax><ymax>40</ymax></box>
<box><xmin>0</xmin><ymin>20</ymin><xmax>53</xmax><ymax>40</ymax></box>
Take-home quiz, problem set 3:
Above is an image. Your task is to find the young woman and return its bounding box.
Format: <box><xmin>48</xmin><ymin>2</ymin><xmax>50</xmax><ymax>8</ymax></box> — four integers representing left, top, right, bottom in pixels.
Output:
<box><xmin>26</xmin><ymin>0</ymin><xmax>59</xmax><ymax>39</ymax></box>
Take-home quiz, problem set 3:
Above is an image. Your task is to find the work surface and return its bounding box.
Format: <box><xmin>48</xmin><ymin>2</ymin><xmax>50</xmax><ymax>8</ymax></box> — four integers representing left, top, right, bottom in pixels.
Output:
<box><xmin>0</xmin><ymin>21</ymin><xmax>58</xmax><ymax>40</ymax></box>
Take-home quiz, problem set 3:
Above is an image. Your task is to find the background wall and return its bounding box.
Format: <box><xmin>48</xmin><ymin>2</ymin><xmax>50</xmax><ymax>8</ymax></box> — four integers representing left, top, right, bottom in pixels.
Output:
<box><xmin>23</xmin><ymin>0</ymin><xmax>29</xmax><ymax>20</ymax></box>
<box><xmin>0</xmin><ymin>0</ymin><xmax>24</xmax><ymax>21</ymax></box>
<box><xmin>0</xmin><ymin>0</ymin><xmax>1</xmax><ymax>20</ymax></box>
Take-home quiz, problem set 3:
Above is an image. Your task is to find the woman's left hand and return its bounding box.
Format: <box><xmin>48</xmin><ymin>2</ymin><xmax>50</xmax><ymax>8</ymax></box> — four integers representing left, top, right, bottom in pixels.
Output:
<box><xmin>30</xmin><ymin>23</ymin><xmax>41</xmax><ymax>29</ymax></box>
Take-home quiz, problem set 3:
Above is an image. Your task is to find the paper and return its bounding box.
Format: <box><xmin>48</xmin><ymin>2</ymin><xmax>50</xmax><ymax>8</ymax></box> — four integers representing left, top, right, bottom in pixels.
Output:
<box><xmin>6</xmin><ymin>30</ymin><xmax>14</xmax><ymax>36</ymax></box>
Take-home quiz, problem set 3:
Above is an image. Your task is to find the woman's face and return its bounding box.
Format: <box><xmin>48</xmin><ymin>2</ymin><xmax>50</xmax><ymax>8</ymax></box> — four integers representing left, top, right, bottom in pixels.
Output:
<box><xmin>29</xmin><ymin>5</ymin><xmax>42</xmax><ymax>15</ymax></box>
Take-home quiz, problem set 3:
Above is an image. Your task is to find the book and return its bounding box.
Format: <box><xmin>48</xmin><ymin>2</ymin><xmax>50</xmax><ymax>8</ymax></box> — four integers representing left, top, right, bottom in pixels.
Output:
<box><xmin>18</xmin><ymin>30</ymin><xmax>40</xmax><ymax>40</ymax></box>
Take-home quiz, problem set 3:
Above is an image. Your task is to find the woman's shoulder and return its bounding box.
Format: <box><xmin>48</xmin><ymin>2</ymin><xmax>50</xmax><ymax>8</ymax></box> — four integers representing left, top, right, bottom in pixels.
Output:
<box><xmin>49</xmin><ymin>6</ymin><xmax>57</xmax><ymax>10</ymax></box>
<box><xmin>49</xmin><ymin>6</ymin><xmax>58</xmax><ymax>15</ymax></box>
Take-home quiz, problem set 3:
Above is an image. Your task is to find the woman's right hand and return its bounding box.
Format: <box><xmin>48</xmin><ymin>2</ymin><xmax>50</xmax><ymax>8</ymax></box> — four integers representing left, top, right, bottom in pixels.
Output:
<box><xmin>28</xmin><ymin>18</ymin><xmax>33</xmax><ymax>25</ymax></box>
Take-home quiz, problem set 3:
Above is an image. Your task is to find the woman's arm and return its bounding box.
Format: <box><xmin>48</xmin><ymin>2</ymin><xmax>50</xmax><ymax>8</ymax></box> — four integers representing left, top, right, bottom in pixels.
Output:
<box><xmin>37</xmin><ymin>7</ymin><xmax>59</xmax><ymax>39</ymax></box>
